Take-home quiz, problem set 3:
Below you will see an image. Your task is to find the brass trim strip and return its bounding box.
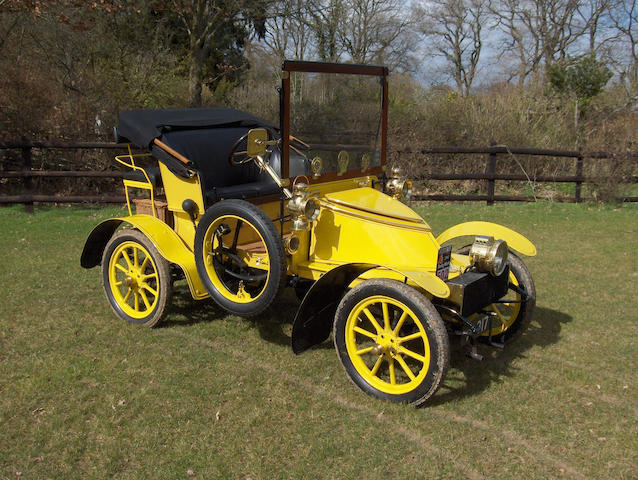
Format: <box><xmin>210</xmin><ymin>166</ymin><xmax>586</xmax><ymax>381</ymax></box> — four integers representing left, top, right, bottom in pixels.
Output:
<box><xmin>321</xmin><ymin>201</ymin><xmax>431</xmax><ymax>233</ymax></box>
<box><xmin>325</xmin><ymin>196</ymin><xmax>425</xmax><ymax>224</ymax></box>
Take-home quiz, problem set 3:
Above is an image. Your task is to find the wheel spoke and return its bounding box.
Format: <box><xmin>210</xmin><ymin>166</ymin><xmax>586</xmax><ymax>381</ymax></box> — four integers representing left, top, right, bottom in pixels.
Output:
<box><xmin>133</xmin><ymin>247</ymin><xmax>139</xmax><ymax>268</ymax></box>
<box><xmin>122</xmin><ymin>250</ymin><xmax>133</xmax><ymax>269</ymax></box>
<box><xmin>355</xmin><ymin>346</ymin><xmax>375</xmax><ymax>355</ymax></box>
<box><xmin>362</xmin><ymin>307</ymin><xmax>383</xmax><ymax>333</ymax></box>
<box><xmin>490</xmin><ymin>304</ymin><xmax>506</xmax><ymax>324</ymax></box>
<box><xmin>142</xmin><ymin>272</ymin><xmax>157</xmax><ymax>282</ymax></box>
<box><xmin>398</xmin><ymin>331</ymin><xmax>425</xmax><ymax>344</ymax></box>
<box><xmin>398</xmin><ymin>345</ymin><xmax>427</xmax><ymax>364</ymax></box>
<box><xmin>388</xmin><ymin>356</ymin><xmax>396</xmax><ymax>385</ymax></box>
<box><xmin>123</xmin><ymin>288</ymin><xmax>132</xmax><ymax>303</ymax></box>
<box><xmin>370</xmin><ymin>355</ymin><xmax>384</xmax><ymax>376</ymax></box>
<box><xmin>353</xmin><ymin>325</ymin><xmax>377</xmax><ymax>340</ymax></box>
<box><xmin>139</xmin><ymin>289</ymin><xmax>151</xmax><ymax>310</ymax></box>
<box><xmin>142</xmin><ymin>283</ymin><xmax>158</xmax><ymax>296</ymax></box>
<box><xmin>395</xmin><ymin>354</ymin><xmax>416</xmax><ymax>381</ymax></box>
<box><xmin>392</xmin><ymin>311</ymin><xmax>408</xmax><ymax>335</ymax></box>
<box><xmin>115</xmin><ymin>263</ymin><xmax>128</xmax><ymax>274</ymax></box>
<box><xmin>140</xmin><ymin>256</ymin><xmax>149</xmax><ymax>271</ymax></box>
<box><xmin>382</xmin><ymin>301</ymin><xmax>390</xmax><ymax>331</ymax></box>
<box><xmin>134</xmin><ymin>291</ymin><xmax>140</xmax><ymax>311</ymax></box>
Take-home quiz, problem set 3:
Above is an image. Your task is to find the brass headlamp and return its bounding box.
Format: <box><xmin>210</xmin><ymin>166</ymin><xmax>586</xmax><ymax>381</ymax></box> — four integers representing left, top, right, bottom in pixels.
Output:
<box><xmin>386</xmin><ymin>165</ymin><xmax>413</xmax><ymax>201</ymax></box>
<box><xmin>286</xmin><ymin>182</ymin><xmax>320</xmax><ymax>231</ymax></box>
<box><xmin>469</xmin><ymin>236</ymin><xmax>509</xmax><ymax>276</ymax></box>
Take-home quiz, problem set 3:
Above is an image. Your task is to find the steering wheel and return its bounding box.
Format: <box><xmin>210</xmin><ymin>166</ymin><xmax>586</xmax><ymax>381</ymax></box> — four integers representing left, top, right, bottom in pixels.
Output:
<box><xmin>227</xmin><ymin>128</ymin><xmax>277</xmax><ymax>167</ymax></box>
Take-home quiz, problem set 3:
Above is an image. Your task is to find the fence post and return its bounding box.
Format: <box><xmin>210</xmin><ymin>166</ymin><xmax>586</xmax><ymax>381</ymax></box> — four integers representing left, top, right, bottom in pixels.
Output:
<box><xmin>575</xmin><ymin>152</ymin><xmax>583</xmax><ymax>203</ymax></box>
<box><xmin>21</xmin><ymin>136</ymin><xmax>34</xmax><ymax>213</ymax></box>
<box><xmin>486</xmin><ymin>141</ymin><xmax>496</xmax><ymax>206</ymax></box>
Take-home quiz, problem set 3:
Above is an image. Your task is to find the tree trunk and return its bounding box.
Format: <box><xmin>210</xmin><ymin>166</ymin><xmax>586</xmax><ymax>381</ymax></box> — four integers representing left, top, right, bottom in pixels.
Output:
<box><xmin>188</xmin><ymin>47</ymin><xmax>205</xmax><ymax>107</ymax></box>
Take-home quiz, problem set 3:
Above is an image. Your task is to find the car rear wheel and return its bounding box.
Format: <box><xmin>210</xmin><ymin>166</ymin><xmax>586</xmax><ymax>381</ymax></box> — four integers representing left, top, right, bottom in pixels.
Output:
<box><xmin>102</xmin><ymin>229</ymin><xmax>172</xmax><ymax>327</ymax></box>
<box><xmin>333</xmin><ymin>279</ymin><xmax>449</xmax><ymax>406</ymax></box>
<box><xmin>194</xmin><ymin>199</ymin><xmax>286</xmax><ymax>317</ymax></box>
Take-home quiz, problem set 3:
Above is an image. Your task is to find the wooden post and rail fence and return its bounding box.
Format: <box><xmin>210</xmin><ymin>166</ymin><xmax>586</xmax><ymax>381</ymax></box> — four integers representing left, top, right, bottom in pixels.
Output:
<box><xmin>1</xmin><ymin>139</ymin><xmax>637</xmax><ymax>211</ymax></box>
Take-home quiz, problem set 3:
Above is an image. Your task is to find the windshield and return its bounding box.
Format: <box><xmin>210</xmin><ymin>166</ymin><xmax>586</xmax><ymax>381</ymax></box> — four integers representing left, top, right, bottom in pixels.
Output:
<box><xmin>281</xmin><ymin>62</ymin><xmax>387</xmax><ymax>181</ymax></box>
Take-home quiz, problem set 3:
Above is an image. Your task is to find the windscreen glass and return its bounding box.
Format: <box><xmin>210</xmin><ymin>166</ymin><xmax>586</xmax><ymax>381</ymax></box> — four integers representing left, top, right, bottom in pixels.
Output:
<box><xmin>288</xmin><ymin>72</ymin><xmax>383</xmax><ymax>178</ymax></box>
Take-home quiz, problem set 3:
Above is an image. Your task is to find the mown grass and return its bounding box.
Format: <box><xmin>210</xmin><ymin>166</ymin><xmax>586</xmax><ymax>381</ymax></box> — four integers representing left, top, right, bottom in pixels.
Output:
<box><xmin>1</xmin><ymin>201</ymin><xmax>636</xmax><ymax>479</ymax></box>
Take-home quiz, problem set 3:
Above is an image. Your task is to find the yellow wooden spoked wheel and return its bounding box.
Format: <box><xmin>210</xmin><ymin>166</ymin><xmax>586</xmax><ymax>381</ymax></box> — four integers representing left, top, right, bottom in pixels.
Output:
<box><xmin>101</xmin><ymin>230</ymin><xmax>171</xmax><ymax>327</ymax></box>
<box><xmin>194</xmin><ymin>199</ymin><xmax>286</xmax><ymax>317</ymax></box>
<box><xmin>480</xmin><ymin>252</ymin><xmax>536</xmax><ymax>344</ymax></box>
<box><xmin>334</xmin><ymin>279</ymin><xmax>449</xmax><ymax>406</ymax></box>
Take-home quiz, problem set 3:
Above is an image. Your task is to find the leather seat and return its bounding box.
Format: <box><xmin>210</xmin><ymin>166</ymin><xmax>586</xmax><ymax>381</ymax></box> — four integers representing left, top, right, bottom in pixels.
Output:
<box><xmin>157</xmin><ymin>127</ymin><xmax>283</xmax><ymax>207</ymax></box>
<box><xmin>123</xmin><ymin>167</ymin><xmax>162</xmax><ymax>187</ymax></box>
<box><xmin>206</xmin><ymin>180</ymin><xmax>282</xmax><ymax>203</ymax></box>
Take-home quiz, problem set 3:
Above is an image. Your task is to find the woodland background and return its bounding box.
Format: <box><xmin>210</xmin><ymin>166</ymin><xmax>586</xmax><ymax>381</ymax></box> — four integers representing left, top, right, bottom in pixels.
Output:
<box><xmin>1</xmin><ymin>0</ymin><xmax>637</xmax><ymax>199</ymax></box>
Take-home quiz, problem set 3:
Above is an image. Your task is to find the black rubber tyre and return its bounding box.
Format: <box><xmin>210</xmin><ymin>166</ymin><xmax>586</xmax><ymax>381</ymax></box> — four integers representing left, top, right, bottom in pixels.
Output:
<box><xmin>194</xmin><ymin>199</ymin><xmax>286</xmax><ymax>317</ymax></box>
<box><xmin>333</xmin><ymin>279</ymin><xmax>450</xmax><ymax>407</ymax></box>
<box><xmin>101</xmin><ymin>229</ymin><xmax>172</xmax><ymax>327</ymax></box>
<box><xmin>456</xmin><ymin>246</ymin><xmax>536</xmax><ymax>344</ymax></box>
<box><xmin>491</xmin><ymin>252</ymin><xmax>535</xmax><ymax>343</ymax></box>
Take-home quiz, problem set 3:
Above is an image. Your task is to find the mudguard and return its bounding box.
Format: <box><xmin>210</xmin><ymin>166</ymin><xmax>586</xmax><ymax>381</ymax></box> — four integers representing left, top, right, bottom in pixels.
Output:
<box><xmin>291</xmin><ymin>263</ymin><xmax>450</xmax><ymax>354</ymax></box>
<box><xmin>80</xmin><ymin>215</ymin><xmax>208</xmax><ymax>300</ymax></box>
<box><xmin>435</xmin><ymin>221</ymin><xmax>537</xmax><ymax>257</ymax></box>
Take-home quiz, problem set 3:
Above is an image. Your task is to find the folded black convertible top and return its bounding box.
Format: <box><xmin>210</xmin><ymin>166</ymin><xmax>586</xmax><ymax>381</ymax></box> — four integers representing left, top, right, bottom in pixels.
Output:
<box><xmin>116</xmin><ymin>107</ymin><xmax>276</xmax><ymax>150</ymax></box>
<box><xmin>115</xmin><ymin>107</ymin><xmax>277</xmax><ymax>178</ymax></box>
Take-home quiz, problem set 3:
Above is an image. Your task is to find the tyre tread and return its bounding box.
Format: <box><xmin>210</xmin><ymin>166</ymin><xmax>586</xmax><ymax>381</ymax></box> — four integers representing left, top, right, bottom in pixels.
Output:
<box><xmin>101</xmin><ymin>229</ymin><xmax>172</xmax><ymax>327</ymax></box>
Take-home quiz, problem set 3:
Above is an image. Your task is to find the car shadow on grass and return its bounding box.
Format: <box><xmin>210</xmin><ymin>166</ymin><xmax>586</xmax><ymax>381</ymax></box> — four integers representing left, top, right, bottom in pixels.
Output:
<box><xmin>160</xmin><ymin>286</ymin><xmax>301</xmax><ymax>340</ymax></box>
<box><xmin>428</xmin><ymin>305</ymin><xmax>572</xmax><ymax>406</ymax></box>
<box><xmin>246</xmin><ymin>290</ymin><xmax>304</xmax><ymax>348</ymax></box>
<box><xmin>160</xmin><ymin>287</ymin><xmax>226</xmax><ymax>328</ymax></box>
<box><xmin>161</xmin><ymin>287</ymin><xmax>333</xmax><ymax>352</ymax></box>
<box><xmin>160</xmin><ymin>289</ymin><xmax>569</xmax><ymax>404</ymax></box>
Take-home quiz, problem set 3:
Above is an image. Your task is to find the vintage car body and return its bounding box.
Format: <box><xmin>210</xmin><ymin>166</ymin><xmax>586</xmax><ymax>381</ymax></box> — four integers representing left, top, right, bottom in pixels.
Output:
<box><xmin>82</xmin><ymin>61</ymin><xmax>536</xmax><ymax>406</ymax></box>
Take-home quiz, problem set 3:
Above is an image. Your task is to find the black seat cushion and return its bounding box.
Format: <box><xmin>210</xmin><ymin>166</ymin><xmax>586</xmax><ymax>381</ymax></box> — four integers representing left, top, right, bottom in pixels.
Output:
<box><xmin>123</xmin><ymin>167</ymin><xmax>162</xmax><ymax>187</ymax></box>
<box><xmin>207</xmin><ymin>180</ymin><xmax>282</xmax><ymax>203</ymax></box>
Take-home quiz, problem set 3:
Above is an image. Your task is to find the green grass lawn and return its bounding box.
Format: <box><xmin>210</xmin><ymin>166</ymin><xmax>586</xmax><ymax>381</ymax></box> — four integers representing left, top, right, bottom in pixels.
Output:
<box><xmin>1</xmin><ymin>201</ymin><xmax>636</xmax><ymax>479</ymax></box>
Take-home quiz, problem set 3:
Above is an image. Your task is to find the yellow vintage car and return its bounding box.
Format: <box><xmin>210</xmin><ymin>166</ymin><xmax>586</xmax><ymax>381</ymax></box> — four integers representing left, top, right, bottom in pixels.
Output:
<box><xmin>81</xmin><ymin>61</ymin><xmax>536</xmax><ymax>406</ymax></box>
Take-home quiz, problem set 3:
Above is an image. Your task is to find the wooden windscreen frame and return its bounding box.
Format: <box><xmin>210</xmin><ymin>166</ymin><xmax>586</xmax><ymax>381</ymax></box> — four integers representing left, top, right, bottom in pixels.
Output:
<box><xmin>280</xmin><ymin>60</ymin><xmax>389</xmax><ymax>184</ymax></box>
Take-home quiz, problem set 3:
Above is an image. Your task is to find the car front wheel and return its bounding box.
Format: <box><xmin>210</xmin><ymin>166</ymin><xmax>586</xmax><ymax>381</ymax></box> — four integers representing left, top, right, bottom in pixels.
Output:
<box><xmin>333</xmin><ymin>279</ymin><xmax>450</xmax><ymax>407</ymax></box>
<box><xmin>481</xmin><ymin>252</ymin><xmax>536</xmax><ymax>344</ymax></box>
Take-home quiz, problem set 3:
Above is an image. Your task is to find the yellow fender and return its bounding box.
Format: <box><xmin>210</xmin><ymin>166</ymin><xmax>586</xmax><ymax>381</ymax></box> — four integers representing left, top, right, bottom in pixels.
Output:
<box><xmin>435</xmin><ymin>221</ymin><xmax>537</xmax><ymax>257</ymax></box>
<box><xmin>80</xmin><ymin>215</ymin><xmax>209</xmax><ymax>300</ymax></box>
<box><xmin>359</xmin><ymin>266</ymin><xmax>450</xmax><ymax>298</ymax></box>
<box><xmin>291</xmin><ymin>262</ymin><xmax>449</xmax><ymax>354</ymax></box>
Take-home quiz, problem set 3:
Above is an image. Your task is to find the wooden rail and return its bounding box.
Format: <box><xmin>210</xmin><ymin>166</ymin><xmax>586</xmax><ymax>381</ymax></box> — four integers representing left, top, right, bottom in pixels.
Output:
<box><xmin>1</xmin><ymin>140</ymin><xmax>637</xmax><ymax>209</ymax></box>
<box><xmin>395</xmin><ymin>144</ymin><xmax>638</xmax><ymax>204</ymax></box>
<box><xmin>0</xmin><ymin>140</ymin><xmax>130</xmax><ymax>212</ymax></box>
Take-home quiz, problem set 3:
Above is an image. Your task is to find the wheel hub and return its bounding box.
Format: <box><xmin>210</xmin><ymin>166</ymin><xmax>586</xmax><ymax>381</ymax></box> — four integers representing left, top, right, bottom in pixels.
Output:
<box><xmin>375</xmin><ymin>331</ymin><xmax>398</xmax><ymax>355</ymax></box>
<box><xmin>124</xmin><ymin>267</ymin><xmax>142</xmax><ymax>290</ymax></box>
